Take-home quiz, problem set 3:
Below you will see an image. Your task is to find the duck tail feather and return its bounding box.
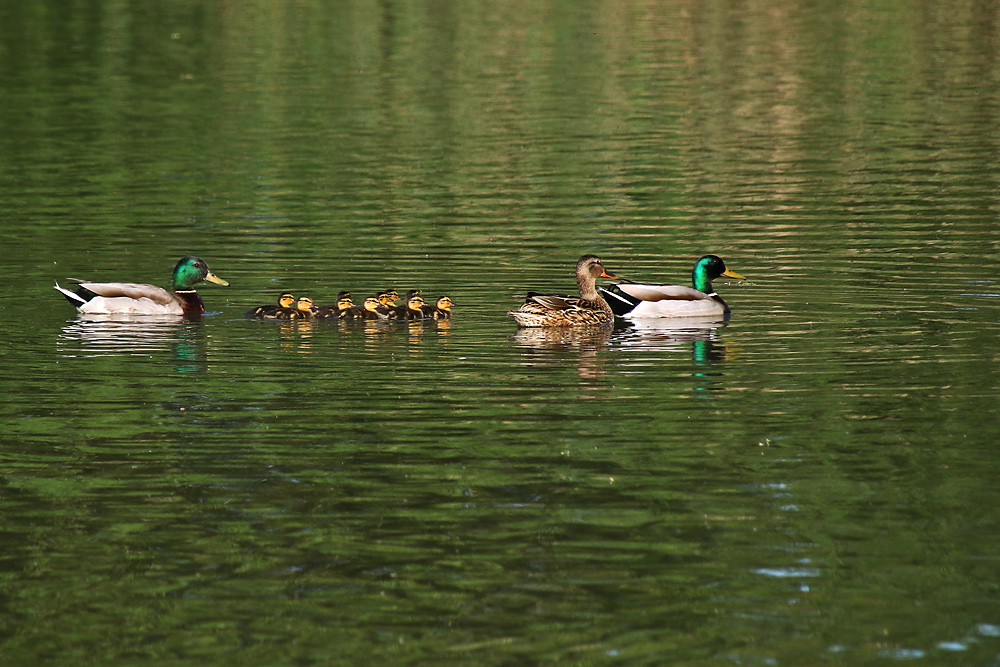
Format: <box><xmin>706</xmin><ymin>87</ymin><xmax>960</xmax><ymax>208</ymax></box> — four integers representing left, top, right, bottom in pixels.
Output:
<box><xmin>54</xmin><ymin>281</ymin><xmax>86</xmax><ymax>306</ymax></box>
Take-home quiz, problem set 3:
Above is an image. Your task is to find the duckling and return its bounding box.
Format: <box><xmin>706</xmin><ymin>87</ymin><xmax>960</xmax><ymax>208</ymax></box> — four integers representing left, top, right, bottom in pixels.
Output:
<box><xmin>342</xmin><ymin>296</ymin><xmax>382</xmax><ymax>320</ymax></box>
<box><xmin>287</xmin><ymin>296</ymin><xmax>317</xmax><ymax>320</ymax></box>
<box><xmin>245</xmin><ymin>292</ymin><xmax>296</xmax><ymax>319</ymax></box>
<box><xmin>388</xmin><ymin>292</ymin><xmax>425</xmax><ymax>320</ymax></box>
<box><xmin>377</xmin><ymin>289</ymin><xmax>401</xmax><ymax>307</ymax></box>
<box><xmin>316</xmin><ymin>291</ymin><xmax>354</xmax><ymax>319</ymax></box>
<box><xmin>421</xmin><ymin>296</ymin><xmax>455</xmax><ymax>320</ymax></box>
<box><xmin>406</xmin><ymin>295</ymin><xmax>428</xmax><ymax>320</ymax></box>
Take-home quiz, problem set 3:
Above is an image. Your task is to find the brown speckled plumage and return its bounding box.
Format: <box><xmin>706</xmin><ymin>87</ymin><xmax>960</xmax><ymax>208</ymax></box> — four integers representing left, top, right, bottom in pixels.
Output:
<box><xmin>508</xmin><ymin>255</ymin><xmax>617</xmax><ymax>327</ymax></box>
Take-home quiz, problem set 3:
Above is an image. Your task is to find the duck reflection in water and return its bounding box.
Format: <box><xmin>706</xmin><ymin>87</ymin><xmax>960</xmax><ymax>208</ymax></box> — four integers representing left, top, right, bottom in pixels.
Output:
<box><xmin>276</xmin><ymin>317</ymin><xmax>315</xmax><ymax>353</ymax></box>
<box><xmin>616</xmin><ymin>318</ymin><xmax>732</xmax><ymax>391</ymax></box>
<box><xmin>512</xmin><ymin>326</ymin><xmax>613</xmax><ymax>383</ymax></box>
<box><xmin>616</xmin><ymin>317</ymin><xmax>729</xmax><ymax>361</ymax></box>
<box><xmin>58</xmin><ymin>314</ymin><xmax>207</xmax><ymax>371</ymax></box>
<box><xmin>513</xmin><ymin>318</ymin><xmax>732</xmax><ymax>385</ymax></box>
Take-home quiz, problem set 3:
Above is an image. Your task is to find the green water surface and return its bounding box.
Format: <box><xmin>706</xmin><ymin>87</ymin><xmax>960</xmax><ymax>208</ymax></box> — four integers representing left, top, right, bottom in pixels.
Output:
<box><xmin>2</xmin><ymin>0</ymin><xmax>1000</xmax><ymax>664</ymax></box>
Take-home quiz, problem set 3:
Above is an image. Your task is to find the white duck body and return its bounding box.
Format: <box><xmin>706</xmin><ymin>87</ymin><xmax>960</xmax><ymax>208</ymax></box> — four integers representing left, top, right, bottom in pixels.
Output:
<box><xmin>599</xmin><ymin>283</ymin><xmax>728</xmax><ymax>319</ymax></box>
<box><xmin>55</xmin><ymin>281</ymin><xmax>190</xmax><ymax>315</ymax></box>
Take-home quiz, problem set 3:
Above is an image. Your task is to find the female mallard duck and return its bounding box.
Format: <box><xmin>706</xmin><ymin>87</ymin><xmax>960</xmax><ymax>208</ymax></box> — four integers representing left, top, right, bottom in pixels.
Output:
<box><xmin>508</xmin><ymin>255</ymin><xmax>618</xmax><ymax>327</ymax></box>
<box><xmin>316</xmin><ymin>291</ymin><xmax>354</xmax><ymax>319</ymax></box>
<box><xmin>55</xmin><ymin>256</ymin><xmax>229</xmax><ymax>316</ymax></box>
<box><xmin>421</xmin><ymin>296</ymin><xmax>455</xmax><ymax>320</ymax></box>
<box><xmin>245</xmin><ymin>292</ymin><xmax>296</xmax><ymax>319</ymax></box>
<box><xmin>598</xmin><ymin>255</ymin><xmax>745</xmax><ymax>319</ymax></box>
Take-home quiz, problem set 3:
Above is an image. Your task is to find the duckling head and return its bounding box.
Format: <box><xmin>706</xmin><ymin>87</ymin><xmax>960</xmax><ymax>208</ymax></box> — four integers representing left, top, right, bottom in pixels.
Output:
<box><xmin>336</xmin><ymin>291</ymin><xmax>354</xmax><ymax>310</ymax></box>
<box><xmin>378</xmin><ymin>290</ymin><xmax>399</xmax><ymax>306</ymax></box>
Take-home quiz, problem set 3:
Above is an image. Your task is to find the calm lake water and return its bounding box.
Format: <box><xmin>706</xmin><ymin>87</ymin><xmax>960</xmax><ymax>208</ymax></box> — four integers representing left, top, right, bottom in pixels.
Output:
<box><xmin>3</xmin><ymin>0</ymin><xmax>1000</xmax><ymax>664</ymax></box>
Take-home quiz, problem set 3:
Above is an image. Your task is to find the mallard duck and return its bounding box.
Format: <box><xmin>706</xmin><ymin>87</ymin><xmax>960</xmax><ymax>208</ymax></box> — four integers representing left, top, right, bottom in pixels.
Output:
<box><xmin>55</xmin><ymin>256</ymin><xmax>229</xmax><ymax>316</ymax></box>
<box><xmin>508</xmin><ymin>254</ymin><xmax>618</xmax><ymax>327</ymax></box>
<box><xmin>342</xmin><ymin>296</ymin><xmax>382</xmax><ymax>320</ymax></box>
<box><xmin>421</xmin><ymin>296</ymin><xmax>455</xmax><ymax>320</ymax></box>
<box><xmin>287</xmin><ymin>296</ymin><xmax>317</xmax><ymax>320</ymax></box>
<box><xmin>316</xmin><ymin>291</ymin><xmax>354</xmax><ymax>319</ymax></box>
<box><xmin>598</xmin><ymin>255</ymin><xmax>745</xmax><ymax>319</ymax></box>
<box><xmin>388</xmin><ymin>292</ymin><xmax>425</xmax><ymax>319</ymax></box>
<box><xmin>245</xmin><ymin>292</ymin><xmax>296</xmax><ymax>319</ymax></box>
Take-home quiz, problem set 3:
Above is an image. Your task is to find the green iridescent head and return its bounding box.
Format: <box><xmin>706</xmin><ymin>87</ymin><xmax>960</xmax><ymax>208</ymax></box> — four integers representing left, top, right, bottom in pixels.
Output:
<box><xmin>172</xmin><ymin>256</ymin><xmax>229</xmax><ymax>291</ymax></box>
<box><xmin>692</xmin><ymin>255</ymin><xmax>744</xmax><ymax>293</ymax></box>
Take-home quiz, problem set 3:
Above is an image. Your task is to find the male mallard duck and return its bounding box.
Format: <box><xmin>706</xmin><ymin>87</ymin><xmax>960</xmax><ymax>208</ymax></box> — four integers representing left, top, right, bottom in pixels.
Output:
<box><xmin>316</xmin><ymin>291</ymin><xmax>354</xmax><ymax>319</ymax></box>
<box><xmin>421</xmin><ymin>296</ymin><xmax>455</xmax><ymax>320</ymax></box>
<box><xmin>508</xmin><ymin>255</ymin><xmax>618</xmax><ymax>327</ymax></box>
<box><xmin>287</xmin><ymin>296</ymin><xmax>317</xmax><ymax>320</ymax></box>
<box><xmin>342</xmin><ymin>296</ymin><xmax>382</xmax><ymax>320</ymax></box>
<box><xmin>388</xmin><ymin>291</ymin><xmax>425</xmax><ymax>320</ymax></box>
<box><xmin>245</xmin><ymin>292</ymin><xmax>296</xmax><ymax>319</ymax></box>
<box><xmin>598</xmin><ymin>255</ymin><xmax>745</xmax><ymax>319</ymax></box>
<box><xmin>55</xmin><ymin>256</ymin><xmax>229</xmax><ymax>316</ymax></box>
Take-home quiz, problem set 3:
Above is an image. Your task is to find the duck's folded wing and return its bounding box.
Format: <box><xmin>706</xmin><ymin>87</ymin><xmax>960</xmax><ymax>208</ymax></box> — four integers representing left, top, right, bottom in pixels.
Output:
<box><xmin>614</xmin><ymin>283</ymin><xmax>709</xmax><ymax>301</ymax></box>
<box><xmin>527</xmin><ymin>294</ymin><xmax>578</xmax><ymax>310</ymax></box>
<box><xmin>71</xmin><ymin>281</ymin><xmax>177</xmax><ymax>305</ymax></box>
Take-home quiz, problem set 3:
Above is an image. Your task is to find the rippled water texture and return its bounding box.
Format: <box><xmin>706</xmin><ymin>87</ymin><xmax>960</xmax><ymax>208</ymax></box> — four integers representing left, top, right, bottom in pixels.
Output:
<box><xmin>2</xmin><ymin>0</ymin><xmax>1000</xmax><ymax>664</ymax></box>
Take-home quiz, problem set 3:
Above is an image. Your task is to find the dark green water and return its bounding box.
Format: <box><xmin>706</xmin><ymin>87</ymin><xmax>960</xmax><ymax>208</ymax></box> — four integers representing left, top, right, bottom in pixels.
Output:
<box><xmin>3</xmin><ymin>0</ymin><xmax>1000</xmax><ymax>664</ymax></box>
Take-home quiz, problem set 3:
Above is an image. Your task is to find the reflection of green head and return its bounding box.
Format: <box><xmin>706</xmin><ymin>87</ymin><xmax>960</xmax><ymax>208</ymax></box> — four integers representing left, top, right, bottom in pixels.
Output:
<box><xmin>172</xmin><ymin>257</ymin><xmax>229</xmax><ymax>291</ymax></box>
<box><xmin>692</xmin><ymin>255</ymin><xmax>744</xmax><ymax>293</ymax></box>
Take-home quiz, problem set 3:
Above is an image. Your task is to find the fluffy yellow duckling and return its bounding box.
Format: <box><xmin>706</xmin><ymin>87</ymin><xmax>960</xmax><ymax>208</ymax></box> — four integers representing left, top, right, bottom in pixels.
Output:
<box><xmin>245</xmin><ymin>292</ymin><xmax>296</xmax><ymax>319</ymax></box>
<box><xmin>421</xmin><ymin>296</ymin><xmax>455</xmax><ymax>320</ymax></box>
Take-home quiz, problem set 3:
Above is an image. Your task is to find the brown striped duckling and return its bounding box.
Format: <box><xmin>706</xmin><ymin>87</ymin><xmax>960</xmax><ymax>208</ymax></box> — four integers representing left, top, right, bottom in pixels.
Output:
<box><xmin>377</xmin><ymin>289</ymin><xmax>400</xmax><ymax>307</ymax></box>
<box><xmin>316</xmin><ymin>291</ymin><xmax>354</xmax><ymax>319</ymax></box>
<box><xmin>421</xmin><ymin>296</ymin><xmax>455</xmax><ymax>320</ymax></box>
<box><xmin>388</xmin><ymin>291</ymin><xmax>425</xmax><ymax>319</ymax></box>
<box><xmin>245</xmin><ymin>292</ymin><xmax>296</xmax><ymax>319</ymax></box>
<box><xmin>287</xmin><ymin>296</ymin><xmax>317</xmax><ymax>320</ymax></box>
<box><xmin>341</xmin><ymin>296</ymin><xmax>382</xmax><ymax>320</ymax></box>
